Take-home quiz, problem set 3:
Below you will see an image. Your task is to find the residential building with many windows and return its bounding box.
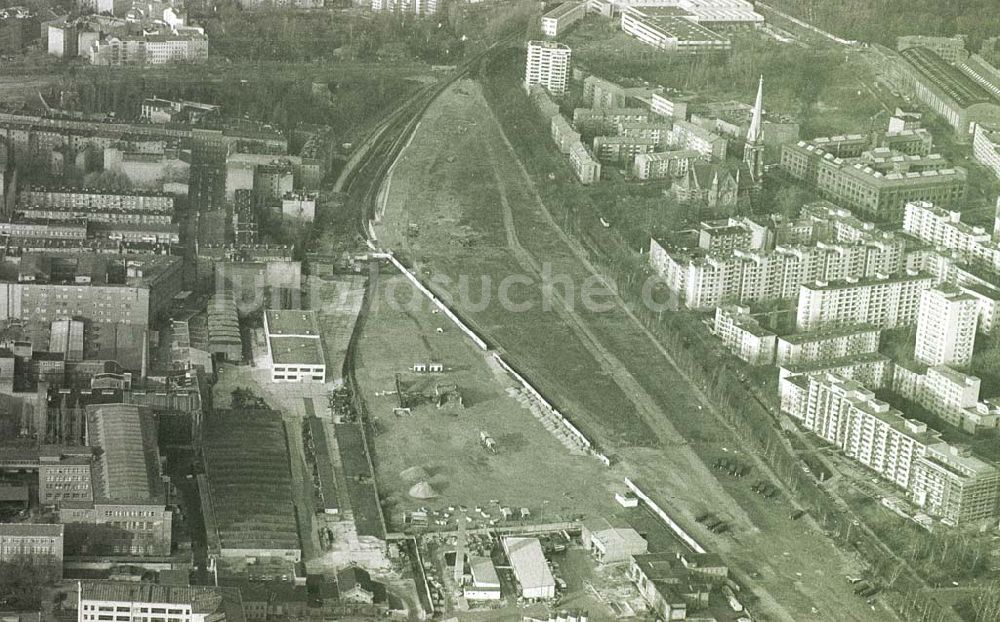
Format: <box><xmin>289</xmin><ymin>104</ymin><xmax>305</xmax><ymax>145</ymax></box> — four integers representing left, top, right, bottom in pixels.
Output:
<box><xmin>775</xmin><ymin>324</ymin><xmax>880</xmax><ymax>367</ymax></box>
<box><xmin>712</xmin><ymin>305</ymin><xmax>776</xmax><ymax>365</ymax></box>
<box><xmin>782</xmin><ymin>371</ymin><xmax>999</xmax><ymax>523</ymax></box>
<box><xmin>892</xmin><ymin>363</ymin><xmax>1000</xmax><ymax>434</ymax></box>
<box><xmin>524</xmin><ymin>41</ymin><xmax>571</xmax><ymax>95</ymax></box>
<box><xmin>780</xmin><ymin>138</ymin><xmax>967</xmax><ymax>222</ymax></box>
<box><xmin>915</xmin><ymin>285</ymin><xmax>978</xmax><ymax>367</ymax></box>
<box><xmin>911</xmin><ymin>443</ymin><xmax>1000</xmax><ymax>524</ymax></box>
<box><xmin>972</xmin><ymin>122</ymin><xmax>1000</xmax><ymax>180</ymax></box>
<box><xmin>632</xmin><ymin>149</ymin><xmax>699</xmax><ymax>180</ymax></box>
<box><xmin>89</xmin><ymin>31</ymin><xmax>208</xmax><ymax>66</ymax></box>
<box><xmin>795</xmin><ymin>271</ymin><xmax>933</xmax><ymax>331</ymax></box>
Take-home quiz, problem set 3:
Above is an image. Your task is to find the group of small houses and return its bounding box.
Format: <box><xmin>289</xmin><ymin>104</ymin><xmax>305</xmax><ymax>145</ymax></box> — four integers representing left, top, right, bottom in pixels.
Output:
<box><xmin>448</xmin><ymin>517</ymin><xmax>737</xmax><ymax>620</ymax></box>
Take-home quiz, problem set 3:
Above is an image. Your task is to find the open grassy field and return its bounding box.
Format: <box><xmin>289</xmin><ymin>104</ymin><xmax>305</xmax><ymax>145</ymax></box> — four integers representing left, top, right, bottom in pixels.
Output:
<box><xmin>373</xmin><ymin>76</ymin><xmax>897</xmax><ymax>621</ymax></box>
<box><xmin>355</xmin><ymin>272</ymin><xmax>621</xmax><ymax>522</ymax></box>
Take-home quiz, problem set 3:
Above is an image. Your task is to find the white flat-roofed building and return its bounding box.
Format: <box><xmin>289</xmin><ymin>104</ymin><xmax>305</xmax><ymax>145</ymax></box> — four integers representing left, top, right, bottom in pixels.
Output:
<box><xmin>77</xmin><ymin>580</ymin><xmax>244</xmax><ymax>622</ymax></box>
<box><xmin>632</xmin><ymin>149</ymin><xmax>699</xmax><ymax>179</ymax></box>
<box><xmin>776</xmin><ymin>324</ymin><xmax>880</xmax><ymax>366</ymax></box>
<box><xmin>502</xmin><ymin>537</ymin><xmax>555</xmax><ymax>600</ymax></box>
<box><xmin>778</xmin><ymin>352</ymin><xmax>892</xmax><ymax>391</ymax></box>
<box><xmin>263</xmin><ymin>309</ymin><xmax>325</xmax><ymax>383</ymax></box>
<box><xmin>464</xmin><ymin>556</ymin><xmax>501</xmax><ymax>601</ymax></box>
<box><xmin>915</xmin><ymin>285</ymin><xmax>978</xmax><ymax>367</ymax></box>
<box><xmin>620</xmin><ymin>6</ymin><xmax>731</xmax><ymax>54</ymax></box>
<box><xmin>649</xmin><ymin>92</ymin><xmax>690</xmax><ymax>120</ymax></box>
<box><xmin>551</xmin><ymin>115</ymin><xmax>580</xmax><ymax>154</ymax></box>
<box><xmin>903</xmin><ymin>200</ymin><xmax>992</xmax><ymax>265</ymax></box>
<box><xmin>972</xmin><ymin>123</ymin><xmax>1000</xmax><ymax>181</ymax></box>
<box><xmin>568</xmin><ymin>141</ymin><xmax>601</xmax><ymax>184</ymax></box>
<box><xmin>668</xmin><ymin>119</ymin><xmax>727</xmax><ymax>160</ymax></box>
<box><xmin>525</xmin><ymin>41</ymin><xmax>571</xmax><ymax>95</ymax></box>
<box><xmin>649</xmin><ymin>236</ymin><xmax>907</xmax><ymax>311</ymax></box>
<box><xmin>712</xmin><ymin>305</ymin><xmax>776</xmax><ymax>365</ymax></box>
<box><xmin>541</xmin><ymin>2</ymin><xmax>585</xmax><ymax>37</ymax></box>
<box><xmin>892</xmin><ymin>363</ymin><xmax>1000</xmax><ymax>434</ymax></box>
<box><xmin>783</xmin><ymin>371</ymin><xmax>940</xmax><ymax>490</ymax></box>
<box><xmin>911</xmin><ymin>443</ymin><xmax>1000</xmax><ymax>524</ymax></box>
<box><xmin>795</xmin><ymin>271</ymin><xmax>934</xmax><ymax>332</ymax></box>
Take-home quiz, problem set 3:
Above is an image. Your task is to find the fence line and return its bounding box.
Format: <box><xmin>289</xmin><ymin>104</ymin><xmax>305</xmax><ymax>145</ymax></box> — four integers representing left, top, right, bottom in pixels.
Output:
<box><xmin>625</xmin><ymin>477</ymin><xmax>705</xmax><ymax>554</ymax></box>
<box><xmin>382</xmin><ymin>252</ymin><xmax>611</xmax><ymax>466</ymax></box>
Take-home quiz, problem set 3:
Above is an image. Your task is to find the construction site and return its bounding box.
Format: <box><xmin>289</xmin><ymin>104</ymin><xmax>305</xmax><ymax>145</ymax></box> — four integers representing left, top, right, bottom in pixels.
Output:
<box><xmin>354</xmin><ymin>273</ymin><xmax>622</xmax><ymax>528</ymax></box>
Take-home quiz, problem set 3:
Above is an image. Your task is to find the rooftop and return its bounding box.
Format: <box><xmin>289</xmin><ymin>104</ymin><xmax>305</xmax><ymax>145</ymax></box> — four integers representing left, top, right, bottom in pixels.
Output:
<box><xmin>86</xmin><ymin>403</ymin><xmax>164</xmax><ymax>503</ymax></box>
<box><xmin>542</xmin><ymin>2</ymin><xmax>582</xmax><ymax>19</ymax></box>
<box><xmin>900</xmin><ymin>46</ymin><xmax>997</xmax><ymax>109</ymax></box>
<box><xmin>503</xmin><ymin>537</ymin><xmax>555</xmax><ymax>591</ymax></box>
<box><xmin>0</xmin><ymin>523</ymin><xmax>63</xmax><ymax>537</ymax></box>
<box><xmin>79</xmin><ymin>581</ymin><xmax>241</xmax><ymax>619</ymax></box>
<box><xmin>778</xmin><ymin>324</ymin><xmax>879</xmax><ymax>345</ymax></box>
<box><xmin>264</xmin><ymin>309</ymin><xmax>320</xmax><ymax>337</ymax></box>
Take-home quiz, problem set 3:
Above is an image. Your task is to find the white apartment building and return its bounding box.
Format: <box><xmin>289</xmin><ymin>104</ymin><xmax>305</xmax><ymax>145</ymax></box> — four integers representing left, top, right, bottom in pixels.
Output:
<box><xmin>783</xmin><ymin>372</ymin><xmax>937</xmax><ymax>490</ymax></box>
<box><xmin>524</xmin><ymin>41</ymin><xmax>571</xmax><ymax>95</ymax></box>
<box><xmin>632</xmin><ymin>149</ymin><xmax>699</xmax><ymax>180</ymax></box>
<box><xmin>892</xmin><ymin>363</ymin><xmax>1000</xmax><ymax>434</ymax></box>
<box><xmin>90</xmin><ymin>32</ymin><xmax>209</xmax><ymax>66</ymax></box>
<box><xmin>915</xmin><ymin>285</ymin><xmax>978</xmax><ymax>367</ymax></box>
<box><xmin>551</xmin><ymin>115</ymin><xmax>580</xmax><ymax>154</ymax></box>
<box><xmin>568</xmin><ymin>141</ymin><xmax>601</xmax><ymax>184</ymax></box>
<box><xmin>795</xmin><ymin>271</ymin><xmax>934</xmax><ymax>332</ymax></box>
<box><xmin>903</xmin><ymin>201</ymin><xmax>996</xmax><ymax>269</ymax></box>
<box><xmin>712</xmin><ymin>305</ymin><xmax>776</xmax><ymax>365</ymax></box>
<box><xmin>775</xmin><ymin>324</ymin><xmax>880</xmax><ymax>366</ymax></box>
<box><xmin>650</xmin><ymin>237</ymin><xmax>907</xmax><ymax>310</ymax></box>
<box><xmin>972</xmin><ymin>122</ymin><xmax>1000</xmax><ymax>181</ymax></box>
<box><xmin>779</xmin><ymin>352</ymin><xmax>892</xmax><ymax>391</ymax></box>
<box><xmin>78</xmin><ymin>581</ymin><xmax>241</xmax><ymax>622</ymax></box>
<box><xmin>911</xmin><ymin>443</ymin><xmax>1000</xmax><ymax>524</ymax></box>
<box><xmin>668</xmin><ymin>120</ymin><xmax>727</xmax><ymax>160</ymax></box>
<box><xmin>649</xmin><ymin>93</ymin><xmax>689</xmax><ymax>120</ymax></box>
<box><xmin>541</xmin><ymin>2</ymin><xmax>585</xmax><ymax>37</ymax></box>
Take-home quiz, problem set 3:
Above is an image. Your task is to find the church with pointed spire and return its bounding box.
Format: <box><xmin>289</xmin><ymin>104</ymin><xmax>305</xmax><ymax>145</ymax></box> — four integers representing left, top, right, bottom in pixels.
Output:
<box><xmin>743</xmin><ymin>75</ymin><xmax>765</xmax><ymax>190</ymax></box>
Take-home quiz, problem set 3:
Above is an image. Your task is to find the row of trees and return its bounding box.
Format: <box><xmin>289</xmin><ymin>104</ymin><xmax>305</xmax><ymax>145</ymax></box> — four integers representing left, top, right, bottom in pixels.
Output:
<box><xmin>476</xmin><ymin>45</ymin><xmax>981</xmax><ymax>622</ymax></box>
<box><xmin>768</xmin><ymin>0</ymin><xmax>1000</xmax><ymax>50</ymax></box>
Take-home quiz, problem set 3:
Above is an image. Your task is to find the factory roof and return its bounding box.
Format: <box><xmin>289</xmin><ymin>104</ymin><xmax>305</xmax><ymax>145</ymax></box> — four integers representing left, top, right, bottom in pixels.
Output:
<box><xmin>900</xmin><ymin>46</ymin><xmax>997</xmax><ymax>109</ymax></box>
<box><xmin>502</xmin><ymin>537</ymin><xmax>555</xmax><ymax>592</ymax></box>
<box><xmin>265</xmin><ymin>309</ymin><xmax>320</xmax><ymax>337</ymax></box>
<box><xmin>268</xmin><ymin>337</ymin><xmax>324</xmax><ymax>366</ymax></box>
<box><xmin>85</xmin><ymin>403</ymin><xmax>164</xmax><ymax>503</ymax></box>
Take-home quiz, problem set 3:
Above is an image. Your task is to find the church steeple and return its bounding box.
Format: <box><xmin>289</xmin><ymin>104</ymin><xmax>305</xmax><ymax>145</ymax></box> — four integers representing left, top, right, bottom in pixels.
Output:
<box><xmin>744</xmin><ymin>75</ymin><xmax>765</xmax><ymax>188</ymax></box>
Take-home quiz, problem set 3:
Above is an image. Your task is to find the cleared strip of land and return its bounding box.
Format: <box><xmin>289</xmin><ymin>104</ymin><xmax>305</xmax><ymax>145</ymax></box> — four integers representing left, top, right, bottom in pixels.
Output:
<box><xmin>374</xmin><ymin>78</ymin><xmax>891</xmax><ymax>622</ymax></box>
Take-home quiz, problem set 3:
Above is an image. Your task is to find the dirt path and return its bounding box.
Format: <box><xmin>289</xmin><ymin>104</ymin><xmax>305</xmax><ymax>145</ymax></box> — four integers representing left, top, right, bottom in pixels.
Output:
<box><xmin>376</xmin><ymin>79</ymin><xmax>894</xmax><ymax>622</ymax></box>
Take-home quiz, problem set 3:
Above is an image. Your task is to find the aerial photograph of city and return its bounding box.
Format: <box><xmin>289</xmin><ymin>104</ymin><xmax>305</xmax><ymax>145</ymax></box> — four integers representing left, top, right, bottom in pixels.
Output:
<box><xmin>1</xmin><ymin>0</ymin><xmax>1000</xmax><ymax>620</ymax></box>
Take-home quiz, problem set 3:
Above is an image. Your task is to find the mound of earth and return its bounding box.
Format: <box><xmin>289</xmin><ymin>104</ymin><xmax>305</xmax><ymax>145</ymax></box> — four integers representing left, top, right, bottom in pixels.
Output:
<box><xmin>408</xmin><ymin>480</ymin><xmax>438</xmax><ymax>499</ymax></box>
<box><xmin>400</xmin><ymin>466</ymin><xmax>429</xmax><ymax>483</ymax></box>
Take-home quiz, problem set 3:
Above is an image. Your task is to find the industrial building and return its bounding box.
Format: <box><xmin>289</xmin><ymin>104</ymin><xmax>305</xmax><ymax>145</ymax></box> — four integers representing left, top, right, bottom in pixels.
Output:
<box><xmin>263</xmin><ymin>309</ymin><xmax>326</xmax><ymax>383</ymax></box>
<box><xmin>620</xmin><ymin>7</ymin><xmax>731</xmax><ymax>54</ymax></box>
<box><xmin>524</xmin><ymin>41</ymin><xmax>572</xmax><ymax>95</ymax></box>
<box><xmin>58</xmin><ymin>404</ymin><xmax>172</xmax><ymax>557</ymax></box>
<box><xmin>894</xmin><ymin>46</ymin><xmax>1000</xmax><ymax>138</ymax></box>
<box><xmin>77</xmin><ymin>581</ymin><xmax>246</xmax><ymax>622</ymax></box>
<box><xmin>0</xmin><ymin>523</ymin><xmax>63</xmax><ymax>570</ymax></box>
<box><xmin>580</xmin><ymin>517</ymin><xmax>648</xmax><ymax>563</ymax></box>
<box><xmin>201</xmin><ymin>409</ymin><xmax>301</xmax><ymax>563</ymax></box>
<box><xmin>502</xmin><ymin>537</ymin><xmax>556</xmax><ymax>600</ymax></box>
